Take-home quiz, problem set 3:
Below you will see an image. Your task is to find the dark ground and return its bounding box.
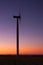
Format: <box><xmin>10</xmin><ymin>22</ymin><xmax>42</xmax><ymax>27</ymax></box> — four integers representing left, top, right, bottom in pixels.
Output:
<box><xmin>0</xmin><ymin>55</ymin><xmax>43</xmax><ymax>65</ymax></box>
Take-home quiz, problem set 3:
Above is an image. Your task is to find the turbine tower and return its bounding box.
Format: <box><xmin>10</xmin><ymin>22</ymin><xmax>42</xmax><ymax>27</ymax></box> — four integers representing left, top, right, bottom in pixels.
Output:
<box><xmin>13</xmin><ymin>15</ymin><xmax>21</xmax><ymax>56</ymax></box>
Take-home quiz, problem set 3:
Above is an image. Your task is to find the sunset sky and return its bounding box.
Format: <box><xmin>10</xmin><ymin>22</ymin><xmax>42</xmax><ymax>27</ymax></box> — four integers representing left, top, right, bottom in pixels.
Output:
<box><xmin>0</xmin><ymin>0</ymin><xmax>43</xmax><ymax>54</ymax></box>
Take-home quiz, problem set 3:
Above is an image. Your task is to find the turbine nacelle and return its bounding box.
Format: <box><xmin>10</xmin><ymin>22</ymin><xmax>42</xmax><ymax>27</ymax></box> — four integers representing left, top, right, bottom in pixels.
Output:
<box><xmin>13</xmin><ymin>15</ymin><xmax>21</xmax><ymax>19</ymax></box>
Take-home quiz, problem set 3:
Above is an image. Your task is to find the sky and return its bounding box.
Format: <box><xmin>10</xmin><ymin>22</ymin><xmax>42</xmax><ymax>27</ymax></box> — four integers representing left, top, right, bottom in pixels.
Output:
<box><xmin>0</xmin><ymin>0</ymin><xmax>43</xmax><ymax>55</ymax></box>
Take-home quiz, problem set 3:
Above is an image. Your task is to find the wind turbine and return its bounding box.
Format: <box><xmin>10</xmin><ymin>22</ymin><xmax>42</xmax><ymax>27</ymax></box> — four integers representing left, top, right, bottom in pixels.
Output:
<box><xmin>13</xmin><ymin>14</ymin><xmax>21</xmax><ymax>56</ymax></box>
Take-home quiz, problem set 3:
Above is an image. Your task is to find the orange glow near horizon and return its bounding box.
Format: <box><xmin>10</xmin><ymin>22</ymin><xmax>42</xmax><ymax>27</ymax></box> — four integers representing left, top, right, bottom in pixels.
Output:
<box><xmin>0</xmin><ymin>47</ymin><xmax>16</xmax><ymax>54</ymax></box>
<box><xmin>0</xmin><ymin>43</ymin><xmax>16</xmax><ymax>54</ymax></box>
<box><xmin>0</xmin><ymin>44</ymin><xmax>43</xmax><ymax>54</ymax></box>
<box><xmin>19</xmin><ymin>45</ymin><xmax>43</xmax><ymax>54</ymax></box>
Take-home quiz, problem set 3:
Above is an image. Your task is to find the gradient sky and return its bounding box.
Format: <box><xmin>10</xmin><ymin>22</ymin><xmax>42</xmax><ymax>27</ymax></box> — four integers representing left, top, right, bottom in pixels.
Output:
<box><xmin>0</xmin><ymin>0</ymin><xmax>43</xmax><ymax>54</ymax></box>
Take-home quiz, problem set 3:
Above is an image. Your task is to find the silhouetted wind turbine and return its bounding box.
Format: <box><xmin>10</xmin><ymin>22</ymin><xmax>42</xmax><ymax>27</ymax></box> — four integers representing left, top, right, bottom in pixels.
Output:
<box><xmin>13</xmin><ymin>14</ymin><xmax>21</xmax><ymax>56</ymax></box>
